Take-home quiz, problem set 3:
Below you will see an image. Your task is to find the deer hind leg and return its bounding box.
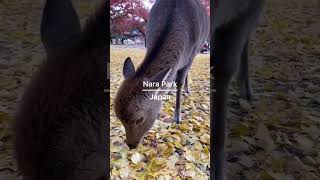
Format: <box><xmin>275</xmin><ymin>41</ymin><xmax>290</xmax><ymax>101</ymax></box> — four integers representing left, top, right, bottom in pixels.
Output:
<box><xmin>174</xmin><ymin>69</ymin><xmax>186</xmax><ymax>124</ymax></box>
<box><xmin>174</xmin><ymin>51</ymin><xmax>198</xmax><ymax>124</ymax></box>
<box><xmin>174</xmin><ymin>65</ymin><xmax>191</xmax><ymax>123</ymax></box>
<box><xmin>238</xmin><ymin>40</ymin><xmax>252</xmax><ymax>101</ymax></box>
<box><xmin>212</xmin><ymin>19</ymin><xmax>257</xmax><ymax>180</ymax></box>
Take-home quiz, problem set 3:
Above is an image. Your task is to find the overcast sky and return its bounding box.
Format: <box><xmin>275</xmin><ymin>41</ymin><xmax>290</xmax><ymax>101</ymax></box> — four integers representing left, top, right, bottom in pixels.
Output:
<box><xmin>143</xmin><ymin>1</ymin><xmax>154</xmax><ymax>10</ymax></box>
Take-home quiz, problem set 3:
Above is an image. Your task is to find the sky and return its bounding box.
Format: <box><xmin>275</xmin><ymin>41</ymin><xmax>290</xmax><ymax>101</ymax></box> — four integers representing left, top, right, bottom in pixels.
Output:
<box><xmin>143</xmin><ymin>1</ymin><xmax>154</xmax><ymax>10</ymax></box>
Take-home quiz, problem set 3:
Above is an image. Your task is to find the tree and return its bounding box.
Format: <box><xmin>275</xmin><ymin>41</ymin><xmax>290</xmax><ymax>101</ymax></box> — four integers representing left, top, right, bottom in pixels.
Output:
<box><xmin>110</xmin><ymin>0</ymin><xmax>151</xmax><ymax>46</ymax></box>
<box><xmin>110</xmin><ymin>0</ymin><xmax>210</xmax><ymax>46</ymax></box>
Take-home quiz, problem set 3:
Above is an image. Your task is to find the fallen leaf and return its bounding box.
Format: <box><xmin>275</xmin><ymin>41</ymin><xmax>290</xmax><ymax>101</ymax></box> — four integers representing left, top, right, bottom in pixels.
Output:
<box><xmin>131</xmin><ymin>152</ymin><xmax>144</xmax><ymax>164</ymax></box>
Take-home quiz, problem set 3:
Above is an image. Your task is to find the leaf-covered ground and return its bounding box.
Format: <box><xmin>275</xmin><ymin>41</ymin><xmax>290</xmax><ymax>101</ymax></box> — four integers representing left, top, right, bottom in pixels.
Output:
<box><xmin>110</xmin><ymin>48</ymin><xmax>210</xmax><ymax>179</ymax></box>
<box><xmin>224</xmin><ymin>0</ymin><xmax>320</xmax><ymax>179</ymax></box>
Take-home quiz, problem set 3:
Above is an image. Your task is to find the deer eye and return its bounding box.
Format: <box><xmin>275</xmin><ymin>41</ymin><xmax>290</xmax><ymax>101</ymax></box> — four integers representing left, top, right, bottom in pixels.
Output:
<box><xmin>135</xmin><ymin>117</ymin><xmax>144</xmax><ymax>125</ymax></box>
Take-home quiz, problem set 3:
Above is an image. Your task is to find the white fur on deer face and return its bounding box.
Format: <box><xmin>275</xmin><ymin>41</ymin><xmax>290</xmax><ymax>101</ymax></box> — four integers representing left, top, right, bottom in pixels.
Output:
<box><xmin>114</xmin><ymin>57</ymin><xmax>171</xmax><ymax>148</ymax></box>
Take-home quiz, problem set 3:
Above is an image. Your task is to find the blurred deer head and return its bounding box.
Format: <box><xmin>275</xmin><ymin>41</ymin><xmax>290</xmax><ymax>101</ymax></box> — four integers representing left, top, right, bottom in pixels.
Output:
<box><xmin>15</xmin><ymin>1</ymin><xmax>107</xmax><ymax>180</ymax></box>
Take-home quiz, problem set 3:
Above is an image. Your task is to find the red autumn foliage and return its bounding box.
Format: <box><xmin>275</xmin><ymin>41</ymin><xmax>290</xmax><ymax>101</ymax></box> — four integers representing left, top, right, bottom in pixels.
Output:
<box><xmin>110</xmin><ymin>0</ymin><xmax>209</xmax><ymax>40</ymax></box>
<box><xmin>110</xmin><ymin>0</ymin><xmax>151</xmax><ymax>38</ymax></box>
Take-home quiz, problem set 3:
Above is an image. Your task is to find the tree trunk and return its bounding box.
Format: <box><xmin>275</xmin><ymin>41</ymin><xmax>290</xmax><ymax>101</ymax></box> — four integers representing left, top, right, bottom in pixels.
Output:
<box><xmin>138</xmin><ymin>28</ymin><xmax>146</xmax><ymax>47</ymax></box>
<box><xmin>143</xmin><ymin>35</ymin><xmax>146</xmax><ymax>47</ymax></box>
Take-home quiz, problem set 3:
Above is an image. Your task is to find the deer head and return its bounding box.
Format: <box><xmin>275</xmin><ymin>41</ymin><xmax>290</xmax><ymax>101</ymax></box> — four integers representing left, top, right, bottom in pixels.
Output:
<box><xmin>114</xmin><ymin>57</ymin><xmax>171</xmax><ymax>148</ymax></box>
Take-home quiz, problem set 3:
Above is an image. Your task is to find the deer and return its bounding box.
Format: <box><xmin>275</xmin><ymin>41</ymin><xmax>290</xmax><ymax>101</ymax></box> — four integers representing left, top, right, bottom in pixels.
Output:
<box><xmin>14</xmin><ymin>0</ymin><xmax>108</xmax><ymax>180</ymax></box>
<box><xmin>114</xmin><ymin>0</ymin><xmax>209</xmax><ymax>149</ymax></box>
<box><xmin>211</xmin><ymin>0</ymin><xmax>265</xmax><ymax>179</ymax></box>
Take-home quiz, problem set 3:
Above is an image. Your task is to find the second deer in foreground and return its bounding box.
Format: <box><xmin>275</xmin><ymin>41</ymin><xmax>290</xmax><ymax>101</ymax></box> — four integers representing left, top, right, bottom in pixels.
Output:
<box><xmin>211</xmin><ymin>0</ymin><xmax>265</xmax><ymax>179</ymax></box>
<box><xmin>114</xmin><ymin>0</ymin><xmax>209</xmax><ymax>148</ymax></box>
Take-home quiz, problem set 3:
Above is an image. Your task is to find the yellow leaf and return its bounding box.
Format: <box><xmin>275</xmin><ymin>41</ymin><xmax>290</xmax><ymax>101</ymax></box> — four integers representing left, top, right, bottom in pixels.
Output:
<box><xmin>147</xmin><ymin>158</ymin><xmax>155</xmax><ymax>172</ymax></box>
<box><xmin>201</xmin><ymin>152</ymin><xmax>209</xmax><ymax>162</ymax></box>
<box><xmin>203</xmin><ymin>145</ymin><xmax>210</xmax><ymax>154</ymax></box>
<box><xmin>194</xmin><ymin>174</ymin><xmax>207</xmax><ymax>180</ymax></box>
<box><xmin>193</xmin><ymin>151</ymin><xmax>201</xmax><ymax>161</ymax></box>
<box><xmin>200</xmin><ymin>134</ymin><xmax>210</xmax><ymax>144</ymax></box>
<box><xmin>132</xmin><ymin>162</ymin><xmax>144</xmax><ymax>170</ymax></box>
<box><xmin>172</xmin><ymin>134</ymin><xmax>181</xmax><ymax>141</ymax></box>
<box><xmin>155</xmin><ymin>157</ymin><xmax>166</xmax><ymax>166</ymax></box>
<box><xmin>146</xmin><ymin>133</ymin><xmax>156</xmax><ymax>140</ymax></box>
<box><xmin>147</xmin><ymin>171</ymin><xmax>162</xmax><ymax>178</ymax></box>
<box><xmin>157</xmin><ymin>175</ymin><xmax>172</xmax><ymax>180</ymax></box>
<box><xmin>113</xmin><ymin>155</ymin><xmax>129</xmax><ymax>168</ymax></box>
<box><xmin>119</xmin><ymin>166</ymin><xmax>130</xmax><ymax>179</ymax></box>
<box><xmin>175</xmin><ymin>141</ymin><xmax>183</xmax><ymax>149</ymax></box>
<box><xmin>149</xmin><ymin>158</ymin><xmax>160</xmax><ymax>172</ymax></box>
<box><xmin>162</xmin><ymin>144</ymin><xmax>174</xmax><ymax>157</ymax></box>
<box><xmin>185</xmin><ymin>150</ymin><xmax>195</xmax><ymax>162</ymax></box>
<box><xmin>110</xmin><ymin>143</ymin><xmax>120</xmax><ymax>153</ymax></box>
<box><xmin>179</xmin><ymin>123</ymin><xmax>190</xmax><ymax>131</ymax></box>
<box><xmin>184</xmin><ymin>169</ymin><xmax>196</xmax><ymax>177</ymax></box>
<box><xmin>111</xmin><ymin>167</ymin><xmax>119</xmax><ymax>176</ymax></box>
<box><xmin>194</xmin><ymin>141</ymin><xmax>203</xmax><ymax>150</ymax></box>
<box><xmin>139</xmin><ymin>173</ymin><xmax>146</xmax><ymax>180</ymax></box>
<box><xmin>144</xmin><ymin>148</ymin><xmax>157</xmax><ymax>157</ymax></box>
<box><xmin>185</xmin><ymin>163</ymin><xmax>194</xmax><ymax>170</ymax></box>
<box><xmin>167</xmin><ymin>155</ymin><xmax>178</xmax><ymax>169</ymax></box>
<box><xmin>167</xmin><ymin>142</ymin><xmax>175</xmax><ymax>148</ymax></box>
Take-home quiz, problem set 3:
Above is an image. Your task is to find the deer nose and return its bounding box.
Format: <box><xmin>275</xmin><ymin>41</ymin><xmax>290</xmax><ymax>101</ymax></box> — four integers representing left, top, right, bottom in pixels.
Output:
<box><xmin>128</xmin><ymin>144</ymin><xmax>137</xmax><ymax>149</ymax></box>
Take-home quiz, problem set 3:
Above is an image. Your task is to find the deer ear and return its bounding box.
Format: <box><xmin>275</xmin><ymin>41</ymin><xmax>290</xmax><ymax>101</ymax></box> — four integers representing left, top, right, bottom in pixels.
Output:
<box><xmin>41</xmin><ymin>0</ymin><xmax>81</xmax><ymax>53</ymax></box>
<box><xmin>123</xmin><ymin>57</ymin><xmax>136</xmax><ymax>79</ymax></box>
<box><xmin>149</xmin><ymin>67</ymin><xmax>172</xmax><ymax>83</ymax></box>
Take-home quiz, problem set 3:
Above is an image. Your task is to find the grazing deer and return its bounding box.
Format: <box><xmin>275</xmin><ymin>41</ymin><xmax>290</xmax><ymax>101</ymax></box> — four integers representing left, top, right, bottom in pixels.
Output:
<box><xmin>114</xmin><ymin>0</ymin><xmax>209</xmax><ymax>148</ymax></box>
<box><xmin>211</xmin><ymin>0</ymin><xmax>265</xmax><ymax>179</ymax></box>
<box><xmin>14</xmin><ymin>1</ymin><xmax>108</xmax><ymax>180</ymax></box>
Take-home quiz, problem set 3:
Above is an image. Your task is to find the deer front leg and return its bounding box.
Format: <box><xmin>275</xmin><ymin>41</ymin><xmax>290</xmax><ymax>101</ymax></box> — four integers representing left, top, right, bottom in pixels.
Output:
<box><xmin>212</xmin><ymin>74</ymin><xmax>230</xmax><ymax>180</ymax></box>
<box><xmin>211</xmin><ymin>20</ymin><xmax>247</xmax><ymax>180</ymax></box>
<box><xmin>174</xmin><ymin>82</ymin><xmax>183</xmax><ymax>123</ymax></box>
<box><xmin>238</xmin><ymin>40</ymin><xmax>252</xmax><ymax>101</ymax></box>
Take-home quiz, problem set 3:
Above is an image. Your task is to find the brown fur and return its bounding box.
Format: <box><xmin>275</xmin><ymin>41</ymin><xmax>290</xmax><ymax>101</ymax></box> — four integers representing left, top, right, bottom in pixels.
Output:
<box><xmin>114</xmin><ymin>0</ymin><xmax>209</xmax><ymax>148</ymax></box>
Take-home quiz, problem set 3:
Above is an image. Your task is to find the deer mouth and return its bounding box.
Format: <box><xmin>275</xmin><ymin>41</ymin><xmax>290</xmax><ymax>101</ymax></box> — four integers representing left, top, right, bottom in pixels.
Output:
<box><xmin>127</xmin><ymin>144</ymin><xmax>137</xmax><ymax>149</ymax></box>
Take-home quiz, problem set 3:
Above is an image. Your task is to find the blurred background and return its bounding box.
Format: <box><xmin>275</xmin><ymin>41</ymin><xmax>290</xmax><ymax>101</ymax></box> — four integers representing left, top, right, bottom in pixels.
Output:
<box><xmin>0</xmin><ymin>0</ymin><xmax>101</xmax><ymax>179</ymax></box>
